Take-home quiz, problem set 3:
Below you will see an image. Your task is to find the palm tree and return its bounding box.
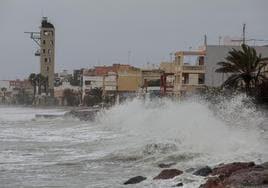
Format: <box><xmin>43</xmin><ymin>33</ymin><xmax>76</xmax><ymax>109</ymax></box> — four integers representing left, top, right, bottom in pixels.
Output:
<box><xmin>29</xmin><ymin>73</ymin><xmax>37</xmax><ymax>100</ymax></box>
<box><xmin>215</xmin><ymin>44</ymin><xmax>267</xmax><ymax>95</ymax></box>
<box><xmin>35</xmin><ymin>74</ymin><xmax>47</xmax><ymax>95</ymax></box>
<box><xmin>1</xmin><ymin>87</ymin><xmax>7</xmax><ymax>104</ymax></box>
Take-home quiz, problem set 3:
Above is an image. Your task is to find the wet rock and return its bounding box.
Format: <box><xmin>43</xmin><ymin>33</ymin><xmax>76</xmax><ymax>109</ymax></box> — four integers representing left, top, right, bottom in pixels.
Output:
<box><xmin>199</xmin><ymin>177</ymin><xmax>224</xmax><ymax>188</ymax></box>
<box><xmin>223</xmin><ymin>167</ymin><xmax>268</xmax><ymax>186</ymax></box>
<box><xmin>193</xmin><ymin>166</ymin><xmax>212</xmax><ymax>177</ymax></box>
<box><xmin>200</xmin><ymin>161</ymin><xmax>268</xmax><ymax>188</ymax></box>
<box><xmin>153</xmin><ymin>169</ymin><xmax>183</xmax><ymax>180</ymax></box>
<box><xmin>158</xmin><ymin>162</ymin><xmax>176</xmax><ymax>168</ymax></box>
<box><xmin>211</xmin><ymin>161</ymin><xmax>255</xmax><ymax>177</ymax></box>
<box><xmin>123</xmin><ymin>176</ymin><xmax>146</xmax><ymax>185</ymax></box>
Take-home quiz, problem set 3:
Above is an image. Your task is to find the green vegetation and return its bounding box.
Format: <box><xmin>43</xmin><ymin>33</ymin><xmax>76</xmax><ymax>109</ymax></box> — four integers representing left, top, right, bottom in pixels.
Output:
<box><xmin>28</xmin><ymin>73</ymin><xmax>49</xmax><ymax>103</ymax></box>
<box><xmin>63</xmin><ymin>89</ymin><xmax>80</xmax><ymax>106</ymax></box>
<box><xmin>83</xmin><ymin>88</ymin><xmax>103</xmax><ymax>106</ymax></box>
<box><xmin>215</xmin><ymin>44</ymin><xmax>268</xmax><ymax>103</ymax></box>
<box><xmin>215</xmin><ymin>44</ymin><xmax>267</xmax><ymax>95</ymax></box>
<box><xmin>1</xmin><ymin>87</ymin><xmax>7</xmax><ymax>103</ymax></box>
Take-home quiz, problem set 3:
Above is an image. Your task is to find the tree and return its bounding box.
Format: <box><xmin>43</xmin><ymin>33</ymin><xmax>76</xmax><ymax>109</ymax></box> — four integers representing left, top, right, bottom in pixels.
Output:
<box><xmin>1</xmin><ymin>87</ymin><xmax>7</xmax><ymax>103</ymax></box>
<box><xmin>63</xmin><ymin>89</ymin><xmax>79</xmax><ymax>106</ymax></box>
<box><xmin>29</xmin><ymin>73</ymin><xmax>37</xmax><ymax>102</ymax></box>
<box><xmin>84</xmin><ymin>88</ymin><xmax>103</xmax><ymax>106</ymax></box>
<box><xmin>16</xmin><ymin>89</ymin><xmax>32</xmax><ymax>105</ymax></box>
<box><xmin>215</xmin><ymin>44</ymin><xmax>267</xmax><ymax>95</ymax></box>
<box><xmin>35</xmin><ymin>74</ymin><xmax>48</xmax><ymax>95</ymax></box>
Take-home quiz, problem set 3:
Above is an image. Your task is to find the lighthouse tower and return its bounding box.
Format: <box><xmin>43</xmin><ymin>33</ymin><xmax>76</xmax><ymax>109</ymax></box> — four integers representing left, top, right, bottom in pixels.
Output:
<box><xmin>40</xmin><ymin>17</ymin><xmax>55</xmax><ymax>96</ymax></box>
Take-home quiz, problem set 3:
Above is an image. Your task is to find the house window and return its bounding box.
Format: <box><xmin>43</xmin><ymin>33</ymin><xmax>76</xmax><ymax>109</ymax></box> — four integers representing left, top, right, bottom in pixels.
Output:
<box><xmin>43</xmin><ymin>49</ymin><xmax>46</xmax><ymax>54</ymax></box>
<box><xmin>48</xmin><ymin>58</ymin><xmax>52</xmax><ymax>63</ymax></box>
<box><xmin>44</xmin><ymin>58</ymin><xmax>48</xmax><ymax>62</ymax></box>
<box><xmin>43</xmin><ymin>40</ymin><xmax>46</xmax><ymax>45</ymax></box>
<box><xmin>44</xmin><ymin>30</ymin><xmax>49</xmax><ymax>36</ymax></box>
<box><xmin>47</xmin><ymin>67</ymin><xmax>49</xmax><ymax>72</ymax></box>
<box><xmin>48</xmin><ymin>49</ymin><xmax>51</xmax><ymax>54</ymax></box>
<box><xmin>85</xmin><ymin>80</ymin><xmax>91</xmax><ymax>85</ymax></box>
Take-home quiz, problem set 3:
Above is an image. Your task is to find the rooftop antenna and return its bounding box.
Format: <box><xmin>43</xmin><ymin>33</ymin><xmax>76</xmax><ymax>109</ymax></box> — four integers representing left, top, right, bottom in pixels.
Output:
<box><xmin>127</xmin><ymin>50</ymin><xmax>131</xmax><ymax>64</ymax></box>
<box><xmin>242</xmin><ymin>23</ymin><xmax>246</xmax><ymax>44</ymax></box>
<box><xmin>169</xmin><ymin>52</ymin><xmax>173</xmax><ymax>63</ymax></box>
<box><xmin>218</xmin><ymin>35</ymin><xmax>222</xmax><ymax>46</ymax></box>
<box><xmin>204</xmin><ymin>34</ymin><xmax>207</xmax><ymax>47</ymax></box>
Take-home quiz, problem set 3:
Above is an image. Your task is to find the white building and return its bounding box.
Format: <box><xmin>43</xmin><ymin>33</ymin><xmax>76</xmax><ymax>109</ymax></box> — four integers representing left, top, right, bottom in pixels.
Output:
<box><xmin>82</xmin><ymin>72</ymin><xmax>117</xmax><ymax>98</ymax></box>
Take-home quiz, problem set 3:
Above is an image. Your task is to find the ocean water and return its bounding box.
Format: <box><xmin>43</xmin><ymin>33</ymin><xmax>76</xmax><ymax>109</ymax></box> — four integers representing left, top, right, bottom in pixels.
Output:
<box><xmin>0</xmin><ymin>95</ymin><xmax>267</xmax><ymax>188</ymax></box>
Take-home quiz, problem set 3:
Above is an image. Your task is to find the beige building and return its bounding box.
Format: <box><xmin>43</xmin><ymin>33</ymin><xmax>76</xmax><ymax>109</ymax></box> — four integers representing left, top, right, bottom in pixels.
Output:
<box><xmin>159</xmin><ymin>51</ymin><xmax>205</xmax><ymax>95</ymax></box>
<box><xmin>174</xmin><ymin>50</ymin><xmax>205</xmax><ymax>95</ymax></box>
<box><xmin>117</xmin><ymin>65</ymin><xmax>142</xmax><ymax>92</ymax></box>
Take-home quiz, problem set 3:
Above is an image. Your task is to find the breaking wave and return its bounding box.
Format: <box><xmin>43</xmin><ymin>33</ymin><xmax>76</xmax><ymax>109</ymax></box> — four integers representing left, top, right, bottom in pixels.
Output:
<box><xmin>95</xmin><ymin>94</ymin><xmax>268</xmax><ymax>166</ymax></box>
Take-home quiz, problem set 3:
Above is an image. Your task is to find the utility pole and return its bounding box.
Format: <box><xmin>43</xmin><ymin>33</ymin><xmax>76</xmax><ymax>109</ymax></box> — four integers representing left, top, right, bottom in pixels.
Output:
<box><xmin>242</xmin><ymin>23</ymin><xmax>246</xmax><ymax>44</ymax></box>
<box><xmin>169</xmin><ymin>52</ymin><xmax>173</xmax><ymax>63</ymax></box>
<box><xmin>127</xmin><ymin>50</ymin><xmax>131</xmax><ymax>64</ymax></box>
<box><xmin>218</xmin><ymin>35</ymin><xmax>222</xmax><ymax>46</ymax></box>
<box><xmin>204</xmin><ymin>34</ymin><xmax>207</xmax><ymax>47</ymax></box>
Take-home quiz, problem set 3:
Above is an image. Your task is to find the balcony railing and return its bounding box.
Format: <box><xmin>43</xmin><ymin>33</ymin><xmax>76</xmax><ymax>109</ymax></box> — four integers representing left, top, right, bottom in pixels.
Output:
<box><xmin>182</xmin><ymin>65</ymin><xmax>205</xmax><ymax>71</ymax></box>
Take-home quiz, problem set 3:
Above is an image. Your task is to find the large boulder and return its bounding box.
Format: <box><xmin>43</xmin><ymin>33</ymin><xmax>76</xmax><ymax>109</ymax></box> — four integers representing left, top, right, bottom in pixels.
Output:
<box><xmin>123</xmin><ymin>176</ymin><xmax>146</xmax><ymax>185</ymax></box>
<box><xmin>211</xmin><ymin>162</ymin><xmax>255</xmax><ymax>177</ymax></box>
<box><xmin>193</xmin><ymin>166</ymin><xmax>212</xmax><ymax>177</ymax></box>
<box><xmin>223</xmin><ymin>167</ymin><xmax>268</xmax><ymax>186</ymax></box>
<box><xmin>200</xmin><ymin>162</ymin><xmax>268</xmax><ymax>187</ymax></box>
<box><xmin>153</xmin><ymin>169</ymin><xmax>183</xmax><ymax>180</ymax></box>
<box><xmin>199</xmin><ymin>177</ymin><xmax>225</xmax><ymax>188</ymax></box>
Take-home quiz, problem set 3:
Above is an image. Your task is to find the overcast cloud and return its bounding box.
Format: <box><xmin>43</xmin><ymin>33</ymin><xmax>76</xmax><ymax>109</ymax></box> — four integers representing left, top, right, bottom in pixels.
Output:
<box><xmin>0</xmin><ymin>0</ymin><xmax>267</xmax><ymax>79</ymax></box>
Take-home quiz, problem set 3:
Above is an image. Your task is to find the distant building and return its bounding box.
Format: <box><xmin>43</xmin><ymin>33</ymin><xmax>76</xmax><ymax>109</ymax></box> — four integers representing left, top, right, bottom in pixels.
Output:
<box><xmin>117</xmin><ymin>65</ymin><xmax>142</xmax><ymax>93</ymax></box>
<box><xmin>54</xmin><ymin>70</ymin><xmax>72</xmax><ymax>86</ymax></box>
<box><xmin>81</xmin><ymin>64</ymin><xmax>143</xmax><ymax>100</ymax></box>
<box><xmin>54</xmin><ymin>81</ymin><xmax>81</xmax><ymax>105</ymax></box>
<box><xmin>73</xmin><ymin>69</ymin><xmax>84</xmax><ymax>83</ymax></box>
<box><xmin>141</xmin><ymin>69</ymin><xmax>163</xmax><ymax>95</ymax></box>
<box><xmin>159</xmin><ymin>62</ymin><xmax>175</xmax><ymax>95</ymax></box>
<box><xmin>0</xmin><ymin>79</ymin><xmax>33</xmax><ymax>104</ymax></box>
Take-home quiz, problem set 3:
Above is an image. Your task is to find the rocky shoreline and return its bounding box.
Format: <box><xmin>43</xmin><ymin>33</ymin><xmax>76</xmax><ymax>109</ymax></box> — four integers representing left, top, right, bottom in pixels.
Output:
<box><xmin>123</xmin><ymin>161</ymin><xmax>268</xmax><ymax>187</ymax></box>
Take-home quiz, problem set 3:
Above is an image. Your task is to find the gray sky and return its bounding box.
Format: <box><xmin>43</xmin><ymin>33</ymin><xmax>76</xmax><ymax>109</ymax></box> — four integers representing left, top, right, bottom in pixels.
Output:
<box><xmin>0</xmin><ymin>0</ymin><xmax>267</xmax><ymax>79</ymax></box>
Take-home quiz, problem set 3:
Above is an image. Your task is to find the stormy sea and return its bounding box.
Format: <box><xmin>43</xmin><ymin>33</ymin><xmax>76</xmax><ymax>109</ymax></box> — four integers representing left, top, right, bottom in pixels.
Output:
<box><xmin>0</xmin><ymin>95</ymin><xmax>267</xmax><ymax>188</ymax></box>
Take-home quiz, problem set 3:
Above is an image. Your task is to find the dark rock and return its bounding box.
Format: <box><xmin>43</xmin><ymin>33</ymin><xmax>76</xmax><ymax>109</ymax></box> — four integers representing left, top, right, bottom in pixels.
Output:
<box><xmin>223</xmin><ymin>168</ymin><xmax>268</xmax><ymax>186</ymax></box>
<box><xmin>158</xmin><ymin>162</ymin><xmax>176</xmax><ymax>168</ymax></box>
<box><xmin>123</xmin><ymin>176</ymin><xmax>146</xmax><ymax>185</ymax></box>
<box><xmin>153</xmin><ymin>169</ymin><xmax>183</xmax><ymax>180</ymax></box>
<box><xmin>199</xmin><ymin>177</ymin><xmax>224</xmax><ymax>188</ymax></box>
<box><xmin>201</xmin><ymin>161</ymin><xmax>268</xmax><ymax>188</ymax></box>
<box><xmin>211</xmin><ymin>161</ymin><xmax>255</xmax><ymax>177</ymax></box>
<box><xmin>193</xmin><ymin>166</ymin><xmax>212</xmax><ymax>177</ymax></box>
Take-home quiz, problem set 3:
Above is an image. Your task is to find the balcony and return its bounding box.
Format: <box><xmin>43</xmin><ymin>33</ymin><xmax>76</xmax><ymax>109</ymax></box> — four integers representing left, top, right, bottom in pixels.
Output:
<box><xmin>182</xmin><ymin>65</ymin><xmax>205</xmax><ymax>73</ymax></box>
